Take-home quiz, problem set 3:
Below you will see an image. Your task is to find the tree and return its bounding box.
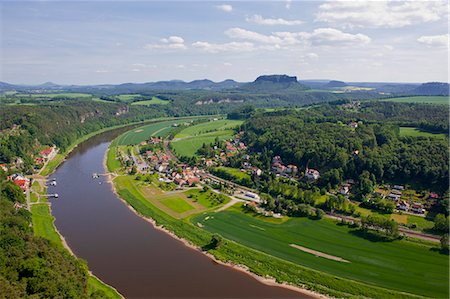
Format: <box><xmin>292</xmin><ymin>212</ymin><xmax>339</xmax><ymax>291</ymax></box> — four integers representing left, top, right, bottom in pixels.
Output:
<box><xmin>440</xmin><ymin>234</ymin><xmax>449</xmax><ymax>253</ymax></box>
<box><xmin>433</xmin><ymin>214</ymin><xmax>449</xmax><ymax>233</ymax></box>
<box><xmin>209</xmin><ymin>234</ymin><xmax>223</xmax><ymax>249</ymax></box>
<box><xmin>314</xmin><ymin>208</ymin><xmax>324</xmax><ymax>219</ymax></box>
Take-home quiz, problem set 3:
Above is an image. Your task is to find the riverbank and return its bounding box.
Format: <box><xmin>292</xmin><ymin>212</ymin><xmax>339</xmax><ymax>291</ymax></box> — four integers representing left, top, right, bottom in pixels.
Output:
<box><xmin>106</xmin><ymin>141</ymin><xmax>425</xmax><ymax>299</ymax></box>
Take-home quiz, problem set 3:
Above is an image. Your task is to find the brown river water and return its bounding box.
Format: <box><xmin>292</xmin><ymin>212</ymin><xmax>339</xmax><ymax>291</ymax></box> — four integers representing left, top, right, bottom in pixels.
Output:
<box><xmin>48</xmin><ymin>129</ymin><xmax>310</xmax><ymax>298</ymax></box>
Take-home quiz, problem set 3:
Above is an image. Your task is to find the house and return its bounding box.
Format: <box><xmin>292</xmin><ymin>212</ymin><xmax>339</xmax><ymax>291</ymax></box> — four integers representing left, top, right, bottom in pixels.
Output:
<box><xmin>13</xmin><ymin>202</ymin><xmax>23</xmax><ymax>210</ymax></box>
<box><xmin>429</xmin><ymin>192</ymin><xmax>440</xmax><ymax>199</ymax></box>
<box><xmin>391</xmin><ymin>189</ymin><xmax>402</xmax><ymax>195</ymax></box>
<box><xmin>205</xmin><ymin>160</ymin><xmax>214</xmax><ymax>167</ymax></box>
<box><xmin>149</xmin><ymin>137</ymin><xmax>162</xmax><ymax>144</ymax></box>
<box><xmin>187</xmin><ymin>177</ymin><xmax>200</xmax><ymax>186</ymax></box>
<box><xmin>35</xmin><ymin>157</ymin><xmax>45</xmax><ymax>164</ymax></box>
<box><xmin>352</xmin><ymin>150</ymin><xmax>359</xmax><ymax>155</ymax></box>
<box><xmin>272</xmin><ymin>156</ymin><xmax>282</xmax><ymax>164</ymax></box>
<box><xmin>244</xmin><ymin>192</ymin><xmax>260</xmax><ymax>201</ymax></box>
<box><xmin>411</xmin><ymin>203</ymin><xmax>425</xmax><ymax>214</ymax></box>
<box><xmin>40</xmin><ymin>146</ymin><xmax>56</xmax><ymax>160</ymax></box>
<box><xmin>286</xmin><ymin>165</ymin><xmax>298</xmax><ymax>175</ymax></box>
<box><xmin>252</xmin><ymin>168</ymin><xmax>262</xmax><ymax>176</ymax></box>
<box><xmin>387</xmin><ymin>193</ymin><xmax>401</xmax><ymax>201</ymax></box>
<box><xmin>305</xmin><ymin>167</ymin><xmax>320</xmax><ymax>180</ymax></box>
<box><xmin>348</xmin><ymin>122</ymin><xmax>358</xmax><ymax>128</ymax></box>
<box><xmin>393</xmin><ymin>185</ymin><xmax>405</xmax><ymax>190</ymax></box>
<box><xmin>13</xmin><ymin>179</ymin><xmax>28</xmax><ymax>192</ymax></box>
<box><xmin>0</xmin><ymin>164</ymin><xmax>8</xmax><ymax>172</ymax></box>
<box><xmin>397</xmin><ymin>200</ymin><xmax>409</xmax><ymax>211</ymax></box>
<box><xmin>271</xmin><ymin>162</ymin><xmax>286</xmax><ymax>174</ymax></box>
<box><xmin>340</xmin><ymin>185</ymin><xmax>350</xmax><ymax>195</ymax></box>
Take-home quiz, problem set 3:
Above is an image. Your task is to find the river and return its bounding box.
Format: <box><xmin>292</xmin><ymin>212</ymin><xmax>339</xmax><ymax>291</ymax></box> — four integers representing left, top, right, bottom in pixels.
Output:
<box><xmin>48</xmin><ymin>129</ymin><xmax>308</xmax><ymax>298</ymax></box>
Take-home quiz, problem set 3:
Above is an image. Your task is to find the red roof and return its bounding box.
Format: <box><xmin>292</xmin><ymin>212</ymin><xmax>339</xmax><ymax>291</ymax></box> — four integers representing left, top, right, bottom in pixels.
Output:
<box><xmin>40</xmin><ymin>147</ymin><xmax>53</xmax><ymax>157</ymax></box>
<box><xmin>14</xmin><ymin>179</ymin><xmax>27</xmax><ymax>190</ymax></box>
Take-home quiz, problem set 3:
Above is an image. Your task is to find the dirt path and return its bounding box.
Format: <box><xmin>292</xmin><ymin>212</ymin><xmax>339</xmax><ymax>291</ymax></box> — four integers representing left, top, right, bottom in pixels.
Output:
<box><xmin>290</xmin><ymin>244</ymin><xmax>351</xmax><ymax>263</ymax></box>
<box><xmin>215</xmin><ymin>196</ymin><xmax>243</xmax><ymax>212</ymax></box>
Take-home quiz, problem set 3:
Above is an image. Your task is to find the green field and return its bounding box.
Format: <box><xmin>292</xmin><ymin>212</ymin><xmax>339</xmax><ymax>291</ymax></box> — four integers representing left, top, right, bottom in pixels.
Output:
<box><xmin>88</xmin><ymin>276</ymin><xmax>122</xmax><ymax>299</ymax></box>
<box><xmin>116</xmin><ymin>94</ymin><xmax>142</xmax><ymax>101</ymax></box>
<box><xmin>185</xmin><ymin>188</ymin><xmax>231</xmax><ymax>208</ymax></box>
<box><xmin>192</xmin><ymin>209</ymin><xmax>448</xmax><ymax>298</ymax></box>
<box><xmin>30</xmin><ymin>93</ymin><xmax>92</xmax><ymax>98</ymax></box>
<box><xmin>171</xmin><ymin>119</ymin><xmax>243</xmax><ymax>157</ymax></box>
<box><xmin>160</xmin><ymin>196</ymin><xmax>195</xmax><ymax>213</ymax></box>
<box><xmin>31</xmin><ymin>204</ymin><xmax>62</xmax><ymax>246</ymax></box>
<box><xmin>114</xmin><ymin>117</ymin><xmax>204</xmax><ymax>146</ymax></box>
<box><xmin>130</xmin><ymin>96</ymin><xmax>169</xmax><ymax>105</ymax></box>
<box><xmin>399</xmin><ymin>127</ymin><xmax>447</xmax><ymax>139</ymax></box>
<box><xmin>382</xmin><ymin>96</ymin><xmax>449</xmax><ymax>105</ymax></box>
<box><xmin>214</xmin><ymin>166</ymin><xmax>251</xmax><ymax>180</ymax></box>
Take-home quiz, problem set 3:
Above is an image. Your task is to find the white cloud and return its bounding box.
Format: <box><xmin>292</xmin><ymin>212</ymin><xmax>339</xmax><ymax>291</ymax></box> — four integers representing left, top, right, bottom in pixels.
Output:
<box><xmin>223</xmin><ymin>62</ymin><xmax>232</xmax><ymax>66</ymax></box>
<box><xmin>225</xmin><ymin>27</ymin><xmax>370</xmax><ymax>47</ymax></box>
<box><xmin>316</xmin><ymin>1</ymin><xmax>448</xmax><ymax>28</ymax></box>
<box><xmin>305</xmin><ymin>52</ymin><xmax>319</xmax><ymax>59</ymax></box>
<box><xmin>299</xmin><ymin>28</ymin><xmax>371</xmax><ymax>45</ymax></box>
<box><xmin>145</xmin><ymin>35</ymin><xmax>187</xmax><ymax>50</ymax></box>
<box><xmin>417</xmin><ymin>34</ymin><xmax>449</xmax><ymax>47</ymax></box>
<box><xmin>216</xmin><ymin>4</ymin><xmax>232</xmax><ymax>12</ymax></box>
<box><xmin>192</xmin><ymin>41</ymin><xmax>255</xmax><ymax>53</ymax></box>
<box><xmin>285</xmin><ymin>0</ymin><xmax>292</xmax><ymax>9</ymax></box>
<box><xmin>246</xmin><ymin>14</ymin><xmax>303</xmax><ymax>26</ymax></box>
<box><xmin>132</xmin><ymin>63</ymin><xmax>145</xmax><ymax>67</ymax></box>
<box><xmin>225</xmin><ymin>27</ymin><xmax>282</xmax><ymax>44</ymax></box>
<box><xmin>131</xmin><ymin>69</ymin><xmax>140</xmax><ymax>72</ymax></box>
<box><xmin>95</xmin><ymin>70</ymin><xmax>108</xmax><ymax>73</ymax></box>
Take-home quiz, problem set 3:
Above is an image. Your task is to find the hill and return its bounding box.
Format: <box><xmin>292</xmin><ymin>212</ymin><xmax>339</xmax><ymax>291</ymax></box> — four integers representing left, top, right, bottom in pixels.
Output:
<box><xmin>239</xmin><ymin>75</ymin><xmax>309</xmax><ymax>93</ymax></box>
<box><xmin>412</xmin><ymin>82</ymin><xmax>449</xmax><ymax>96</ymax></box>
<box><xmin>324</xmin><ymin>80</ymin><xmax>347</xmax><ymax>88</ymax></box>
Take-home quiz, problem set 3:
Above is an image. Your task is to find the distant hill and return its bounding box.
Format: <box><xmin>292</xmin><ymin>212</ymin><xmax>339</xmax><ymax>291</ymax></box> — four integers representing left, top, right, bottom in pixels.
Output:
<box><xmin>324</xmin><ymin>80</ymin><xmax>347</xmax><ymax>88</ymax></box>
<box><xmin>412</xmin><ymin>82</ymin><xmax>449</xmax><ymax>96</ymax></box>
<box><xmin>239</xmin><ymin>75</ymin><xmax>309</xmax><ymax>93</ymax></box>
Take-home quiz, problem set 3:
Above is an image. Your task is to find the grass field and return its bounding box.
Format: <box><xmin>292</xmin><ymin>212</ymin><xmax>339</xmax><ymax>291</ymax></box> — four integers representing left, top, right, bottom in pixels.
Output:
<box><xmin>185</xmin><ymin>188</ymin><xmax>231</xmax><ymax>208</ymax></box>
<box><xmin>382</xmin><ymin>96</ymin><xmax>449</xmax><ymax>105</ymax></box>
<box><xmin>399</xmin><ymin>127</ymin><xmax>447</xmax><ymax>139</ymax></box>
<box><xmin>130</xmin><ymin>96</ymin><xmax>169</xmax><ymax>105</ymax></box>
<box><xmin>30</xmin><ymin>204</ymin><xmax>63</xmax><ymax>247</ymax></box>
<box><xmin>116</xmin><ymin>94</ymin><xmax>142</xmax><ymax>101</ymax></box>
<box><xmin>30</xmin><ymin>93</ymin><xmax>92</xmax><ymax>98</ymax></box>
<box><xmin>214</xmin><ymin>166</ymin><xmax>251</xmax><ymax>180</ymax></box>
<box><xmin>114</xmin><ymin>117</ymin><xmax>205</xmax><ymax>146</ymax></box>
<box><xmin>88</xmin><ymin>276</ymin><xmax>122</xmax><ymax>299</ymax></box>
<box><xmin>160</xmin><ymin>196</ymin><xmax>195</xmax><ymax>213</ymax></box>
<box><xmin>192</xmin><ymin>209</ymin><xmax>448</xmax><ymax>298</ymax></box>
<box><xmin>171</xmin><ymin>119</ymin><xmax>243</xmax><ymax>157</ymax></box>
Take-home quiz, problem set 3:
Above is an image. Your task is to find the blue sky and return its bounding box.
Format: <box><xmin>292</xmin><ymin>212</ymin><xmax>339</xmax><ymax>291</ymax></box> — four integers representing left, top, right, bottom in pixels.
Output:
<box><xmin>1</xmin><ymin>1</ymin><xmax>448</xmax><ymax>84</ymax></box>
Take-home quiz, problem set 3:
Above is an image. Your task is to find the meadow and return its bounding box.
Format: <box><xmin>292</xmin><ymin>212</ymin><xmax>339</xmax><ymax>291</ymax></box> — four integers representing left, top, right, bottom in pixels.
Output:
<box><xmin>399</xmin><ymin>127</ymin><xmax>447</xmax><ymax>139</ymax></box>
<box><xmin>192</xmin><ymin>207</ymin><xmax>448</xmax><ymax>298</ymax></box>
<box><xmin>382</xmin><ymin>96</ymin><xmax>449</xmax><ymax>105</ymax></box>
<box><xmin>130</xmin><ymin>96</ymin><xmax>169</xmax><ymax>105</ymax></box>
<box><xmin>171</xmin><ymin>119</ymin><xmax>243</xmax><ymax>157</ymax></box>
<box><xmin>213</xmin><ymin>166</ymin><xmax>251</xmax><ymax>180</ymax></box>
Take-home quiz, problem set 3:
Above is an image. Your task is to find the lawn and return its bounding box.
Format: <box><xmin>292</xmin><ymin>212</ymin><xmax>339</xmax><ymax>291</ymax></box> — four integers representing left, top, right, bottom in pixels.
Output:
<box><xmin>185</xmin><ymin>188</ymin><xmax>231</xmax><ymax>208</ymax></box>
<box><xmin>160</xmin><ymin>196</ymin><xmax>195</xmax><ymax>213</ymax></box>
<box><xmin>399</xmin><ymin>127</ymin><xmax>447</xmax><ymax>139</ymax></box>
<box><xmin>171</xmin><ymin>119</ymin><xmax>243</xmax><ymax>157</ymax></box>
<box><xmin>192</xmin><ymin>210</ymin><xmax>448</xmax><ymax>298</ymax></box>
<box><xmin>130</xmin><ymin>96</ymin><xmax>169</xmax><ymax>105</ymax></box>
<box><xmin>407</xmin><ymin>215</ymin><xmax>435</xmax><ymax>231</ymax></box>
<box><xmin>88</xmin><ymin>276</ymin><xmax>122</xmax><ymax>299</ymax></box>
<box><xmin>31</xmin><ymin>204</ymin><xmax>63</xmax><ymax>246</ymax></box>
<box><xmin>213</xmin><ymin>167</ymin><xmax>251</xmax><ymax>180</ymax></box>
<box><xmin>382</xmin><ymin>96</ymin><xmax>449</xmax><ymax>105</ymax></box>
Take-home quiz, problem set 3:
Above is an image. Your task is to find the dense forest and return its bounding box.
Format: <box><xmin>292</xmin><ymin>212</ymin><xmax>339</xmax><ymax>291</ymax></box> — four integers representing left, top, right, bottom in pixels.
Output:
<box><xmin>0</xmin><ymin>171</ymin><xmax>104</xmax><ymax>298</ymax></box>
<box><xmin>241</xmin><ymin>101</ymin><xmax>449</xmax><ymax>192</ymax></box>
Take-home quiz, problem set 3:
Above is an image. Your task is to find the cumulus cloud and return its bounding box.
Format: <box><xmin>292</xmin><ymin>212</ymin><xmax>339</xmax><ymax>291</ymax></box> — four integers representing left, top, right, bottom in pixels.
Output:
<box><xmin>192</xmin><ymin>41</ymin><xmax>255</xmax><ymax>53</ymax></box>
<box><xmin>225</xmin><ymin>27</ymin><xmax>370</xmax><ymax>47</ymax></box>
<box><xmin>316</xmin><ymin>1</ymin><xmax>448</xmax><ymax>28</ymax></box>
<box><xmin>216</xmin><ymin>4</ymin><xmax>232</xmax><ymax>12</ymax></box>
<box><xmin>246</xmin><ymin>14</ymin><xmax>303</xmax><ymax>26</ymax></box>
<box><xmin>145</xmin><ymin>35</ymin><xmax>187</xmax><ymax>50</ymax></box>
<box><xmin>225</xmin><ymin>27</ymin><xmax>283</xmax><ymax>44</ymax></box>
<box><xmin>417</xmin><ymin>34</ymin><xmax>449</xmax><ymax>47</ymax></box>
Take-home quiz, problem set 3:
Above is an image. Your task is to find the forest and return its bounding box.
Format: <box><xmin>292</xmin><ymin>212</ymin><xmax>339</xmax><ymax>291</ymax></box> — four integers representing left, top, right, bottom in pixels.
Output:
<box><xmin>241</xmin><ymin>101</ymin><xmax>449</xmax><ymax>192</ymax></box>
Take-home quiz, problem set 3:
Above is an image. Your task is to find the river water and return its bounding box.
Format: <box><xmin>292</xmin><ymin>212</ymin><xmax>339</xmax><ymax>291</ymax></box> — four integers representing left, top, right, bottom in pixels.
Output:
<box><xmin>48</xmin><ymin>129</ymin><xmax>307</xmax><ymax>298</ymax></box>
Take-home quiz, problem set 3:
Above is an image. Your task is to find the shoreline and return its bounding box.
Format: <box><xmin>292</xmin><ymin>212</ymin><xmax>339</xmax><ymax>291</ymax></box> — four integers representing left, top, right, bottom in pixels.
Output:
<box><xmin>104</xmin><ymin>150</ymin><xmax>326</xmax><ymax>299</ymax></box>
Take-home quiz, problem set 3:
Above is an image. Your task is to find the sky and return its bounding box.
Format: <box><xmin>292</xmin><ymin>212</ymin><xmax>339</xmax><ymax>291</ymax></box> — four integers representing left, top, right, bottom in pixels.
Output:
<box><xmin>0</xmin><ymin>0</ymin><xmax>448</xmax><ymax>85</ymax></box>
